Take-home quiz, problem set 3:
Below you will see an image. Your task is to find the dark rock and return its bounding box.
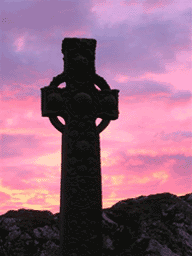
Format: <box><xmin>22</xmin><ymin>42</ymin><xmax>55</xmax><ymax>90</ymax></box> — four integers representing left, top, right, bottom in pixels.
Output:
<box><xmin>0</xmin><ymin>192</ymin><xmax>191</xmax><ymax>256</ymax></box>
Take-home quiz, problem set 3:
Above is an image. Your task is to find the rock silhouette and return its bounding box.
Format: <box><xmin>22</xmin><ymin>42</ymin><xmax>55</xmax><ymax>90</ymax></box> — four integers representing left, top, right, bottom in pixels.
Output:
<box><xmin>0</xmin><ymin>192</ymin><xmax>191</xmax><ymax>256</ymax></box>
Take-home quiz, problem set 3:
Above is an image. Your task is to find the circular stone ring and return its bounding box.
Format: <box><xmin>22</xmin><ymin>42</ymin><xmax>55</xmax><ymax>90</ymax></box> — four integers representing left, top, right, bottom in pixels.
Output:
<box><xmin>48</xmin><ymin>73</ymin><xmax>111</xmax><ymax>133</ymax></box>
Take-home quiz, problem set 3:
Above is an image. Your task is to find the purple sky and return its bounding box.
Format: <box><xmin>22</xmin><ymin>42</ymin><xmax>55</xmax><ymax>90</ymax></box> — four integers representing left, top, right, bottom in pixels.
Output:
<box><xmin>1</xmin><ymin>0</ymin><xmax>192</xmax><ymax>215</ymax></box>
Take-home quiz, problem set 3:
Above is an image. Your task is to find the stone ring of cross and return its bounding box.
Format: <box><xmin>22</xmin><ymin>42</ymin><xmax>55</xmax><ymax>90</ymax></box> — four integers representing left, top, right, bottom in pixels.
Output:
<box><xmin>47</xmin><ymin>73</ymin><xmax>114</xmax><ymax>134</ymax></box>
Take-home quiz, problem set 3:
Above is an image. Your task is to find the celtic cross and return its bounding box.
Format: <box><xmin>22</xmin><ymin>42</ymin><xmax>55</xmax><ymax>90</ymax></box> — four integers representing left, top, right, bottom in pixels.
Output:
<box><xmin>41</xmin><ymin>37</ymin><xmax>119</xmax><ymax>256</ymax></box>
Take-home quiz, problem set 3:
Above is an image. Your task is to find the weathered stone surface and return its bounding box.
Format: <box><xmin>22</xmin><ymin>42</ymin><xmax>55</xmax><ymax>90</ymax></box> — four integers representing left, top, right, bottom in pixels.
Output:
<box><xmin>41</xmin><ymin>37</ymin><xmax>119</xmax><ymax>255</ymax></box>
<box><xmin>0</xmin><ymin>192</ymin><xmax>191</xmax><ymax>256</ymax></box>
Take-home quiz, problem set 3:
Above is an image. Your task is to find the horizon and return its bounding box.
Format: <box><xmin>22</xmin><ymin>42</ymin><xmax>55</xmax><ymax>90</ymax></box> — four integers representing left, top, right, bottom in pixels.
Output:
<box><xmin>1</xmin><ymin>0</ymin><xmax>192</xmax><ymax>216</ymax></box>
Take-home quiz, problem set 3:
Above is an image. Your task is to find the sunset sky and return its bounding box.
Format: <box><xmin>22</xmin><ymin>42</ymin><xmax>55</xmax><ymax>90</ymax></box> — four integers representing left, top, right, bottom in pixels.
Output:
<box><xmin>1</xmin><ymin>0</ymin><xmax>192</xmax><ymax>215</ymax></box>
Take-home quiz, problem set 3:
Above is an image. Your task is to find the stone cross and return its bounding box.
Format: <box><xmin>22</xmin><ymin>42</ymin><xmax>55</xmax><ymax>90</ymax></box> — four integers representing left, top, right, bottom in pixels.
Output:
<box><xmin>41</xmin><ymin>38</ymin><xmax>119</xmax><ymax>256</ymax></box>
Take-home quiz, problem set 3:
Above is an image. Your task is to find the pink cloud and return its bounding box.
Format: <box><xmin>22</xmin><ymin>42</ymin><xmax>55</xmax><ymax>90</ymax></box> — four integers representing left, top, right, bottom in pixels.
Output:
<box><xmin>0</xmin><ymin>192</ymin><xmax>11</xmax><ymax>203</ymax></box>
<box><xmin>26</xmin><ymin>196</ymin><xmax>46</xmax><ymax>205</ymax></box>
<box><xmin>120</xmin><ymin>0</ymin><xmax>176</xmax><ymax>14</ymax></box>
<box><xmin>13</xmin><ymin>36</ymin><xmax>26</xmax><ymax>52</ymax></box>
<box><xmin>101</xmin><ymin>151</ymin><xmax>191</xmax><ymax>208</ymax></box>
<box><xmin>142</xmin><ymin>0</ymin><xmax>174</xmax><ymax>13</ymax></box>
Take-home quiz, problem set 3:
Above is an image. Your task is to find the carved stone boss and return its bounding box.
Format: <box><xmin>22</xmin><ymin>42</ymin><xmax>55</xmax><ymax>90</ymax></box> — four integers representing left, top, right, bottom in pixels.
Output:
<box><xmin>41</xmin><ymin>38</ymin><xmax>119</xmax><ymax>256</ymax></box>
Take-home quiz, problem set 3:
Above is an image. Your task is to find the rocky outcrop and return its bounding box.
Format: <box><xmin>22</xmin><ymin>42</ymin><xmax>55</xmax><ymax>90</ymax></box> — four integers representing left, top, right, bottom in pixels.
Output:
<box><xmin>0</xmin><ymin>209</ymin><xmax>60</xmax><ymax>256</ymax></box>
<box><xmin>102</xmin><ymin>192</ymin><xmax>192</xmax><ymax>256</ymax></box>
<box><xmin>0</xmin><ymin>192</ymin><xmax>191</xmax><ymax>256</ymax></box>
